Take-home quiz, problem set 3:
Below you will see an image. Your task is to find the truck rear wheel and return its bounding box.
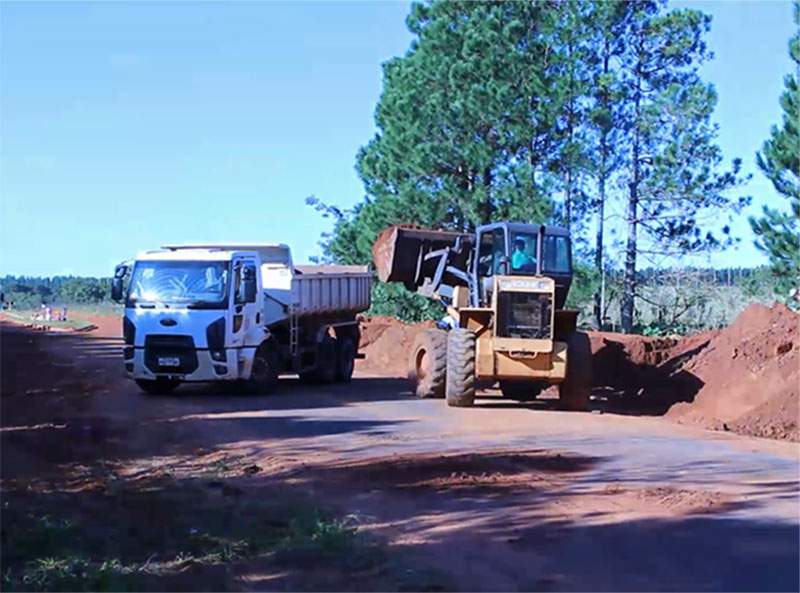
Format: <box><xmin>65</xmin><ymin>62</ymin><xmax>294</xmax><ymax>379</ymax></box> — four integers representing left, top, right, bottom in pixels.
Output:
<box><xmin>446</xmin><ymin>328</ymin><xmax>476</xmax><ymax>407</ymax></box>
<box><xmin>409</xmin><ymin>329</ymin><xmax>447</xmax><ymax>399</ymax></box>
<box><xmin>559</xmin><ymin>331</ymin><xmax>592</xmax><ymax>411</ymax></box>
<box><xmin>336</xmin><ymin>337</ymin><xmax>356</xmax><ymax>383</ymax></box>
<box><xmin>300</xmin><ymin>335</ymin><xmax>337</xmax><ymax>384</ymax></box>
<box><xmin>136</xmin><ymin>378</ymin><xmax>179</xmax><ymax>395</ymax></box>
<box><xmin>500</xmin><ymin>380</ymin><xmax>543</xmax><ymax>402</ymax></box>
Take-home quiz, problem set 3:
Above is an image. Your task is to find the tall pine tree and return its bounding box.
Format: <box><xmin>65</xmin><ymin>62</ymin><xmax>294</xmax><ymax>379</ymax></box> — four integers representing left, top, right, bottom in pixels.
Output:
<box><xmin>618</xmin><ymin>2</ymin><xmax>748</xmax><ymax>333</ymax></box>
<box><xmin>749</xmin><ymin>1</ymin><xmax>800</xmax><ymax>302</ymax></box>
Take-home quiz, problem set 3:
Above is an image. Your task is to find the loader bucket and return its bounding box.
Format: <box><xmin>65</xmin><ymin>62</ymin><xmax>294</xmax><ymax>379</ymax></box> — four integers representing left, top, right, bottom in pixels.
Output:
<box><xmin>372</xmin><ymin>225</ymin><xmax>471</xmax><ymax>285</ymax></box>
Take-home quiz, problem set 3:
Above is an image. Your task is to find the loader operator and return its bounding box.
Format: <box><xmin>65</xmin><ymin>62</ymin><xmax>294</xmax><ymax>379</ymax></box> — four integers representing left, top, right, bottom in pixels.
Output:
<box><xmin>511</xmin><ymin>238</ymin><xmax>536</xmax><ymax>272</ymax></box>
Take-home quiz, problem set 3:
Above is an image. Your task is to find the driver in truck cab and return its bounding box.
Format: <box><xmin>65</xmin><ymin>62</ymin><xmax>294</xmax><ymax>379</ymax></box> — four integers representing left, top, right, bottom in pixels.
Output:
<box><xmin>511</xmin><ymin>238</ymin><xmax>536</xmax><ymax>272</ymax></box>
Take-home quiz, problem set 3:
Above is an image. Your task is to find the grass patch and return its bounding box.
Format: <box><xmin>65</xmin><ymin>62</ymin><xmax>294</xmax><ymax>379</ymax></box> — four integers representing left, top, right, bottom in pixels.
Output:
<box><xmin>0</xmin><ymin>479</ymin><xmax>389</xmax><ymax>592</ymax></box>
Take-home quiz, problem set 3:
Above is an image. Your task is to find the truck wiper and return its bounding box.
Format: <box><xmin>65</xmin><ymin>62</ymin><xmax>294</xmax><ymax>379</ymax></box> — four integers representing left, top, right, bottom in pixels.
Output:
<box><xmin>186</xmin><ymin>300</ymin><xmax>217</xmax><ymax>309</ymax></box>
<box><xmin>134</xmin><ymin>301</ymin><xmax>169</xmax><ymax>309</ymax></box>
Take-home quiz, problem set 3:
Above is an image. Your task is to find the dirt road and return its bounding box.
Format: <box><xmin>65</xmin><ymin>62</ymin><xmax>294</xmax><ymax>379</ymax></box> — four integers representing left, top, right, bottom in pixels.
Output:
<box><xmin>2</xmin><ymin>321</ymin><xmax>798</xmax><ymax>591</ymax></box>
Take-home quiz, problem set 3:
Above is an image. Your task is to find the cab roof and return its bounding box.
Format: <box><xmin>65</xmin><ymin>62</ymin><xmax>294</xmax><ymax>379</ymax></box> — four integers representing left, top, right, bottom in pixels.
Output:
<box><xmin>136</xmin><ymin>243</ymin><xmax>292</xmax><ymax>264</ymax></box>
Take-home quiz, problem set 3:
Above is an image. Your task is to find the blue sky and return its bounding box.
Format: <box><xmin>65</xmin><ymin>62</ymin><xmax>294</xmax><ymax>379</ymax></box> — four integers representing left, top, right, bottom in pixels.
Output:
<box><xmin>0</xmin><ymin>1</ymin><xmax>795</xmax><ymax>277</ymax></box>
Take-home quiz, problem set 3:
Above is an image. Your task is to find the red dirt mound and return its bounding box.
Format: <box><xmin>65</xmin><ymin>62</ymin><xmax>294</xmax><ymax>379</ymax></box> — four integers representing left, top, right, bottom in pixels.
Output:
<box><xmin>357</xmin><ymin>303</ymin><xmax>799</xmax><ymax>441</ymax></box>
<box><xmin>356</xmin><ymin>316</ymin><xmax>436</xmax><ymax>377</ymax></box>
<box><xmin>666</xmin><ymin>303</ymin><xmax>799</xmax><ymax>440</ymax></box>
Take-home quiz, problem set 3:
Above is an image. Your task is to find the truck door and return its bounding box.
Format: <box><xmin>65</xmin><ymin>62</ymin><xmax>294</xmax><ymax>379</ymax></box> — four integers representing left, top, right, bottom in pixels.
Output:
<box><xmin>230</xmin><ymin>259</ymin><xmax>260</xmax><ymax>347</ymax></box>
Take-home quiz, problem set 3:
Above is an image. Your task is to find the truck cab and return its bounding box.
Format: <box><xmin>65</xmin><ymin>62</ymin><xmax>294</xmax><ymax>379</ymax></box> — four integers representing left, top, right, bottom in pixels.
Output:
<box><xmin>113</xmin><ymin>244</ymin><xmax>370</xmax><ymax>395</ymax></box>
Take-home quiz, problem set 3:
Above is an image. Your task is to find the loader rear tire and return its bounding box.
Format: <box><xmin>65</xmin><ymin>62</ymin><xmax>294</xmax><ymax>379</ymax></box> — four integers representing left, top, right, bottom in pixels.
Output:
<box><xmin>446</xmin><ymin>328</ymin><xmax>476</xmax><ymax>408</ymax></box>
<box><xmin>559</xmin><ymin>331</ymin><xmax>592</xmax><ymax>411</ymax></box>
<box><xmin>500</xmin><ymin>380</ymin><xmax>543</xmax><ymax>402</ymax></box>
<box><xmin>409</xmin><ymin>329</ymin><xmax>447</xmax><ymax>398</ymax></box>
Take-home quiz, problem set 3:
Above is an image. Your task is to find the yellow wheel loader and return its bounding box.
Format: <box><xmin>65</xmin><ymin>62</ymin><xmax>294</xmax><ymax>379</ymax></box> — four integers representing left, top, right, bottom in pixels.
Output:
<box><xmin>373</xmin><ymin>222</ymin><xmax>592</xmax><ymax>410</ymax></box>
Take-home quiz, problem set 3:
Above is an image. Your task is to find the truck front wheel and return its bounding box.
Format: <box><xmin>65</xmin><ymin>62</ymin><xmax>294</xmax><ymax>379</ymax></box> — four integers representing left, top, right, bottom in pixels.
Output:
<box><xmin>246</xmin><ymin>342</ymin><xmax>280</xmax><ymax>393</ymax></box>
<box><xmin>446</xmin><ymin>328</ymin><xmax>476</xmax><ymax>407</ymax></box>
<box><xmin>136</xmin><ymin>378</ymin><xmax>179</xmax><ymax>395</ymax></box>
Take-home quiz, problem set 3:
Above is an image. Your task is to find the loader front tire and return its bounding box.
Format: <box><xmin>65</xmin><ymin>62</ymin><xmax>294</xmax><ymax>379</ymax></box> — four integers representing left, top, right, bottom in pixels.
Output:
<box><xmin>446</xmin><ymin>328</ymin><xmax>476</xmax><ymax>407</ymax></box>
<box><xmin>409</xmin><ymin>329</ymin><xmax>447</xmax><ymax>398</ymax></box>
<box><xmin>558</xmin><ymin>331</ymin><xmax>592</xmax><ymax>411</ymax></box>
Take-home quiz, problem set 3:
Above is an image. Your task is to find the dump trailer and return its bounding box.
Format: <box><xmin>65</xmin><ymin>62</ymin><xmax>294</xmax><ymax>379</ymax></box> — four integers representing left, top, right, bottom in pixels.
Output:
<box><xmin>372</xmin><ymin>223</ymin><xmax>591</xmax><ymax>410</ymax></box>
<box><xmin>112</xmin><ymin>244</ymin><xmax>370</xmax><ymax>395</ymax></box>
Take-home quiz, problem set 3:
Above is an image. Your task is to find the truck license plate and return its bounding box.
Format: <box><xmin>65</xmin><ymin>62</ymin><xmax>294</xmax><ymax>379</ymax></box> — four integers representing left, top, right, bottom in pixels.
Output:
<box><xmin>158</xmin><ymin>357</ymin><xmax>180</xmax><ymax>367</ymax></box>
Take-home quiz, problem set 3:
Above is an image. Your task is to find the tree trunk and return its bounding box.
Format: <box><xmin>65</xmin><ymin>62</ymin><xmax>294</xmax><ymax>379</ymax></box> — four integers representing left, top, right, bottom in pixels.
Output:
<box><xmin>621</xmin><ymin>69</ymin><xmax>641</xmax><ymax>334</ymax></box>
<box><xmin>482</xmin><ymin>166</ymin><xmax>493</xmax><ymax>224</ymax></box>
<box><xmin>593</xmin><ymin>169</ymin><xmax>606</xmax><ymax>330</ymax></box>
<box><xmin>593</xmin><ymin>43</ymin><xmax>611</xmax><ymax>331</ymax></box>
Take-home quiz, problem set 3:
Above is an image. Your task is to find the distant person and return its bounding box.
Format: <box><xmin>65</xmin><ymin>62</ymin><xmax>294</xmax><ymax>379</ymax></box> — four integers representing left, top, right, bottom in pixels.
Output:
<box><xmin>62</xmin><ymin>306</ymin><xmax>68</xmax><ymax>322</ymax></box>
<box><xmin>511</xmin><ymin>239</ymin><xmax>535</xmax><ymax>272</ymax></box>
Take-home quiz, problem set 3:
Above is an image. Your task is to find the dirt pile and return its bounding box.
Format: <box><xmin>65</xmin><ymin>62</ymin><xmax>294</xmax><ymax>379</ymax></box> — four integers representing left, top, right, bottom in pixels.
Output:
<box><xmin>356</xmin><ymin>315</ymin><xmax>435</xmax><ymax>376</ymax></box>
<box><xmin>357</xmin><ymin>303</ymin><xmax>799</xmax><ymax>441</ymax></box>
<box><xmin>591</xmin><ymin>303</ymin><xmax>799</xmax><ymax>440</ymax></box>
<box><xmin>665</xmin><ymin>303</ymin><xmax>799</xmax><ymax>440</ymax></box>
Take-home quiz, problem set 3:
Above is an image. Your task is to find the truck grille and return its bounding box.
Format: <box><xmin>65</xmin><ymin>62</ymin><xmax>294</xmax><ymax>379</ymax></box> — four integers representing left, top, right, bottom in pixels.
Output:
<box><xmin>144</xmin><ymin>335</ymin><xmax>199</xmax><ymax>375</ymax></box>
<box><xmin>496</xmin><ymin>292</ymin><xmax>552</xmax><ymax>339</ymax></box>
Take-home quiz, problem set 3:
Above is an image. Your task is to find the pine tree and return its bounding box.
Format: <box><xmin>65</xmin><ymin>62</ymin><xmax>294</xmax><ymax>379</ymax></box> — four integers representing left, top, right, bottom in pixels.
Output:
<box><xmin>618</xmin><ymin>3</ymin><xmax>748</xmax><ymax>333</ymax></box>
<box><xmin>316</xmin><ymin>1</ymin><xmax>583</xmax><ymax>267</ymax></box>
<box><xmin>749</xmin><ymin>1</ymin><xmax>800</xmax><ymax>302</ymax></box>
<box><xmin>586</xmin><ymin>1</ymin><xmax>630</xmax><ymax>329</ymax></box>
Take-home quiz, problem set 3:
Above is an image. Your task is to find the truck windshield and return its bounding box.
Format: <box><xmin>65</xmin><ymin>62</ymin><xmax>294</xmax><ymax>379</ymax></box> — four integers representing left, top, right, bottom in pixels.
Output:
<box><xmin>127</xmin><ymin>261</ymin><xmax>230</xmax><ymax>308</ymax></box>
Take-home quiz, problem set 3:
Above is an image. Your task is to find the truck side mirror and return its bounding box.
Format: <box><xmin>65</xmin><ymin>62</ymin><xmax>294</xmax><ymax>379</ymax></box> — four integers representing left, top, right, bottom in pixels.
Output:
<box><xmin>242</xmin><ymin>266</ymin><xmax>257</xmax><ymax>303</ymax></box>
<box><xmin>111</xmin><ymin>265</ymin><xmax>127</xmax><ymax>303</ymax></box>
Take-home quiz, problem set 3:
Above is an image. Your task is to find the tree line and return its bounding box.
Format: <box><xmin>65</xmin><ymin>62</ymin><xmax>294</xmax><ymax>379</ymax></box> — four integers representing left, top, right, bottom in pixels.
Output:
<box><xmin>0</xmin><ymin>276</ymin><xmax>114</xmax><ymax>309</ymax></box>
<box><xmin>309</xmin><ymin>0</ymin><xmax>799</xmax><ymax>331</ymax></box>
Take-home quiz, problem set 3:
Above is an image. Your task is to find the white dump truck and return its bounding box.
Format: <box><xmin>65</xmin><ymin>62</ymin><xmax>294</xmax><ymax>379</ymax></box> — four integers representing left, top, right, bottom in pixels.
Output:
<box><xmin>111</xmin><ymin>244</ymin><xmax>371</xmax><ymax>394</ymax></box>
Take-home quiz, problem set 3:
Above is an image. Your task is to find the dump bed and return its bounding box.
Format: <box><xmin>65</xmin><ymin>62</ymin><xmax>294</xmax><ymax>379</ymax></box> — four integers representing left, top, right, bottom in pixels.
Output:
<box><xmin>292</xmin><ymin>265</ymin><xmax>371</xmax><ymax>316</ymax></box>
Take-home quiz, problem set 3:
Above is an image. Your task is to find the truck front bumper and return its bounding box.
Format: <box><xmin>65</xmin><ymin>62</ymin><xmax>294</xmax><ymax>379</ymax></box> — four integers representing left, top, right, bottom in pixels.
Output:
<box><xmin>124</xmin><ymin>347</ymin><xmax>257</xmax><ymax>382</ymax></box>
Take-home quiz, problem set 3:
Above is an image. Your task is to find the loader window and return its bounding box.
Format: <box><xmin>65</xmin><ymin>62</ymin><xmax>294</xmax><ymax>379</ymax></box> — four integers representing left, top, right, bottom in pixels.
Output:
<box><xmin>510</xmin><ymin>233</ymin><xmax>537</xmax><ymax>274</ymax></box>
<box><xmin>542</xmin><ymin>235</ymin><xmax>571</xmax><ymax>274</ymax></box>
<box><xmin>477</xmin><ymin>228</ymin><xmax>507</xmax><ymax>277</ymax></box>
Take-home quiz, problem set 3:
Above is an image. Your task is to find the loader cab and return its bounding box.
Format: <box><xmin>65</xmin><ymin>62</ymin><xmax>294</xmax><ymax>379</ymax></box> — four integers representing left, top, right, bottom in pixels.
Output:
<box><xmin>474</xmin><ymin>222</ymin><xmax>572</xmax><ymax>308</ymax></box>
